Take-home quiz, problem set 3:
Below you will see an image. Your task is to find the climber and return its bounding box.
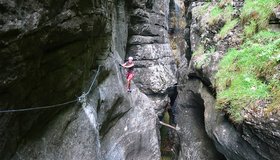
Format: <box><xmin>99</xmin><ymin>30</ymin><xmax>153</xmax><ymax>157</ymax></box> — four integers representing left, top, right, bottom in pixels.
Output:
<box><xmin>120</xmin><ymin>56</ymin><xmax>135</xmax><ymax>92</ymax></box>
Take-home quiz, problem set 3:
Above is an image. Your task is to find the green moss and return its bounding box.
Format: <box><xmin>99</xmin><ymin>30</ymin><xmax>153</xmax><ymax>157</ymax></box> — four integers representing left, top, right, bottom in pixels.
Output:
<box><xmin>211</xmin><ymin>6</ymin><xmax>223</xmax><ymax>17</ymax></box>
<box><xmin>207</xmin><ymin>2</ymin><xmax>235</xmax><ymax>27</ymax></box>
<box><xmin>219</xmin><ymin>19</ymin><xmax>239</xmax><ymax>38</ymax></box>
<box><xmin>208</xmin><ymin>6</ymin><xmax>223</xmax><ymax>25</ymax></box>
<box><xmin>193</xmin><ymin>46</ymin><xmax>215</xmax><ymax>69</ymax></box>
<box><xmin>193</xmin><ymin>3</ymin><xmax>211</xmax><ymax>18</ymax></box>
<box><xmin>216</xmin><ymin>31</ymin><xmax>280</xmax><ymax>122</ymax></box>
<box><xmin>241</xmin><ymin>0</ymin><xmax>279</xmax><ymax>38</ymax></box>
<box><xmin>218</xmin><ymin>0</ymin><xmax>233</xmax><ymax>7</ymax></box>
<box><xmin>244</xmin><ymin>21</ymin><xmax>258</xmax><ymax>38</ymax></box>
<box><xmin>193</xmin><ymin>45</ymin><xmax>205</xmax><ymax>56</ymax></box>
<box><xmin>251</xmin><ymin>31</ymin><xmax>280</xmax><ymax>44</ymax></box>
<box><xmin>193</xmin><ymin>46</ymin><xmax>206</xmax><ymax>70</ymax></box>
<box><xmin>223</xmin><ymin>5</ymin><xmax>234</xmax><ymax>21</ymax></box>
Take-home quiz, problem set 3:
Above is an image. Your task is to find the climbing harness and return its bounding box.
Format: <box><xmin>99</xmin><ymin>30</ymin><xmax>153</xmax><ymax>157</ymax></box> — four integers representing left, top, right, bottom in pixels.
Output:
<box><xmin>0</xmin><ymin>65</ymin><xmax>102</xmax><ymax>113</ymax></box>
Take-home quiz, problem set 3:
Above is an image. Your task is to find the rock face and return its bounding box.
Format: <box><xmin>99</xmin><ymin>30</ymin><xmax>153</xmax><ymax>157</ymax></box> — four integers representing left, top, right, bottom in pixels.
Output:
<box><xmin>177</xmin><ymin>77</ymin><xmax>274</xmax><ymax>160</ymax></box>
<box><xmin>127</xmin><ymin>0</ymin><xmax>178</xmax><ymax>114</ymax></box>
<box><xmin>12</xmin><ymin>55</ymin><xmax>161</xmax><ymax>160</ymax></box>
<box><xmin>176</xmin><ymin>1</ymin><xmax>280</xmax><ymax>160</ymax></box>
<box><xmin>0</xmin><ymin>0</ymin><xmax>101</xmax><ymax>158</ymax></box>
<box><xmin>0</xmin><ymin>0</ymin><xmax>162</xmax><ymax>159</ymax></box>
<box><xmin>270</xmin><ymin>5</ymin><xmax>280</xmax><ymax>32</ymax></box>
<box><xmin>241</xmin><ymin>115</ymin><xmax>280</xmax><ymax>160</ymax></box>
<box><xmin>98</xmin><ymin>59</ymin><xmax>160</xmax><ymax>160</ymax></box>
<box><xmin>1</xmin><ymin>0</ymin><xmax>279</xmax><ymax>159</ymax></box>
<box><xmin>176</xmin><ymin>79</ymin><xmax>225</xmax><ymax>160</ymax></box>
<box><xmin>11</xmin><ymin>103</ymin><xmax>103</xmax><ymax>160</ymax></box>
<box><xmin>174</xmin><ymin>1</ymin><xmax>227</xmax><ymax>159</ymax></box>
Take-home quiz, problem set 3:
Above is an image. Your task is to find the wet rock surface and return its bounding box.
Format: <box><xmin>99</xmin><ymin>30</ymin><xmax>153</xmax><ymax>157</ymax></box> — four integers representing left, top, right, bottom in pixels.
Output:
<box><xmin>0</xmin><ymin>0</ymin><xmax>103</xmax><ymax>158</ymax></box>
<box><xmin>11</xmin><ymin>104</ymin><xmax>102</xmax><ymax>160</ymax></box>
<box><xmin>12</xmin><ymin>55</ymin><xmax>161</xmax><ymax>160</ymax></box>
<box><xmin>0</xmin><ymin>0</ymin><xmax>172</xmax><ymax>160</ymax></box>
<box><xmin>176</xmin><ymin>1</ymin><xmax>280</xmax><ymax>160</ymax></box>
<box><xmin>1</xmin><ymin>0</ymin><xmax>280</xmax><ymax>160</ymax></box>
<box><xmin>176</xmin><ymin>79</ymin><xmax>225</xmax><ymax>160</ymax></box>
<box><xmin>99</xmin><ymin>60</ymin><xmax>160</xmax><ymax>160</ymax></box>
<box><xmin>242</xmin><ymin>114</ymin><xmax>280</xmax><ymax>160</ymax></box>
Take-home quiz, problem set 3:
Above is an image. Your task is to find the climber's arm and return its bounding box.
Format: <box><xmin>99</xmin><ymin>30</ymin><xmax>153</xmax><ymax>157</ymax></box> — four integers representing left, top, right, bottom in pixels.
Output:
<box><xmin>121</xmin><ymin>62</ymin><xmax>134</xmax><ymax>68</ymax></box>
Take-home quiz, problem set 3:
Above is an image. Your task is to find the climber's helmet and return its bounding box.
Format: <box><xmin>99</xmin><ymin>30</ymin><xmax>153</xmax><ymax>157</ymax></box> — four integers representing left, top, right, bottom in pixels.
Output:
<box><xmin>128</xmin><ymin>56</ymin><xmax>133</xmax><ymax>63</ymax></box>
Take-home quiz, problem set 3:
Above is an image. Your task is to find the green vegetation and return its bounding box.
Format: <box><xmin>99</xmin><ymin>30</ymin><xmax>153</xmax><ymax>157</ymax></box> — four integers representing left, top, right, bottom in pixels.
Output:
<box><xmin>192</xmin><ymin>45</ymin><xmax>205</xmax><ymax>57</ymax></box>
<box><xmin>241</xmin><ymin>0</ymin><xmax>279</xmax><ymax>38</ymax></box>
<box><xmin>192</xmin><ymin>0</ymin><xmax>235</xmax><ymax>34</ymax></box>
<box><xmin>216</xmin><ymin>31</ymin><xmax>280</xmax><ymax>122</ymax></box>
<box><xmin>211</xmin><ymin>6</ymin><xmax>223</xmax><ymax>17</ymax></box>
<box><xmin>219</xmin><ymin>19</ymin><xmax>239</xmax><ymax>38</ymax></box>
<box><xmin>207</xmin><ymin>2</ymin><xmax>234</xmax><ymax>26</ymax></box>
<box><xmin>213</xmin><ymin>4</ymin><xmax>235</xmax><ymax>38</ymax></box>
<box><xmin>218</xmin><ymin>0</ymin><xmax>233</xmax><ymax>8</ymax></box>
<box><xmin>197</xmin><ymin>0</ymin><xmax>278</xmax><ymax>39</ymax></box>
<box><xmin>191</xmin><ymin>0</ymin><xmax>280</xmax><ymax>122</ymax></box>
<box><xmin>244</xmin><ymin>21</ymin><xmax>257</xmax><ymax>38</ymax></box>
<box><xmin>192</xmin><ymin>3</ymin><xmax>210</xmax><ymax>18</ymax></box>
<box><xmin>213</xmin><ymin>0</ymin><xmax>280</xmax><ymax>122</ymax></box>
<box><xmin>193</xmin><ymin>46</ymin><xmax>215</xmax><ymax>70</ymax></box>
<box><xmin>208</xmin><ymin>6</ymin><xmax>223</xmax><ymax>25</ymax></box>
<box><xmin>223</xmin><ymin>5</ymin><xmax>234</xmax><ymax>21</ymax></box>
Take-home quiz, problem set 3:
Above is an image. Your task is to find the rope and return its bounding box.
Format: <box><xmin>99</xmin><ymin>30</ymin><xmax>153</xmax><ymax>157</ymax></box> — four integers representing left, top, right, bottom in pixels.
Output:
<box><xmin>84</xmin><ymin>65</ymin><xmax>102</xmax><ymax>96</ymax></box>
<box><xmin>0</xmin><ymin>100</ymin><xmax>77</xmax><ymax>113</ymax></box>
<box><xmin>0</xmin><ymin>65</ymin><xmax>102</xmax><ymax>113</ymax></box>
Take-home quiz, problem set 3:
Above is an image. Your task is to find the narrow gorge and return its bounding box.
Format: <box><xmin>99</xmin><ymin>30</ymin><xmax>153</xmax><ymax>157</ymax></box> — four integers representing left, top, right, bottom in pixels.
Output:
<box><xmin>0</xmin><ymin>0</ymin><xmax>279</xmax><ymax>160</ymax></box>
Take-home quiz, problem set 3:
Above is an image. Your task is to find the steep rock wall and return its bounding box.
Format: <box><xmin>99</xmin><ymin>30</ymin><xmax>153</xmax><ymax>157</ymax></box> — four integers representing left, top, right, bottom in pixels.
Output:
<box><xmin>3</xmin><ymin>0</ymin><xmax>279</xmax><ymax>160</ymax></box>
<box><xmin>127</xmin><ymin>0</ymin><xmax>177</xmax><ymax>113</ymax></box>
<box><xmin>177</xmin><ymin>1</ymin><xmax>280</xmax><ymax>160</ymax></box>
<box><xmin>0</xmin><ymin>0</ymin><xmax>101</xmax><ymax>158</ymax></box>
<box><xmin>0</xmin><ymin>0</ymin><xmax>182</xmax><ymax>159</ymax></box>
<box><xmin>176</xmin><ymin>79</ymin><xmax>225</xmax><ymax>160</ymax></box>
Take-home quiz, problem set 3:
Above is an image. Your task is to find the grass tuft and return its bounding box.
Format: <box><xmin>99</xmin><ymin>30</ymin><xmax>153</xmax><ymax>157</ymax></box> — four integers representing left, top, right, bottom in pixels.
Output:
<box><xmin>208</xmin><ymin>6</ymin><xmax>223</xmax><ymax>25</ymax></box>
<box><xmin>216</xmin><ymin>31</ymin><xmax>280</xmax><ymax>122</ymax></box>
<box><xmin>219</xmin><ymin>19</ymin><xmax>239</xmax><ymax>38</ymax></box>
<box><xmin>241</xmin><ymin>0</ymin><xmax>279</xmax><ymax>38</ymax></box>
<box><xmin>193</xmin><ymin>3</ymin><xmax>211</xmax><ymax>18</ymax></box>
<box><xmin>219</xmin><ymin>0</ymin><xmax>233</xmax><ymax>8</ymax></box>
<box><xmin>223</xmin><ymin>5</ymin><xmax>234</xmax><ymax>21</ymax></box>
<box><xmin>207</xmin><ymin>2</ymin><xmax>235</xmax><ymax>26</ymax></box>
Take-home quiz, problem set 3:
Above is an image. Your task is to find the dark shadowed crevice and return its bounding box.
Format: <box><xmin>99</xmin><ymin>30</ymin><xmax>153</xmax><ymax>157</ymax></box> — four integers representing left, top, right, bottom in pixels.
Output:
<box><xmin>176</xmin><ymin>87</ymin><xmax>226</xmax><ymax>160</ymax></box>
<box><xmin>159</xmin><ymin>85</ymin><xmax>180</xmax><ymax>160</ymax></box>
<box><xmin>183</xmin><ymin>0</ymin><xmax>194</xmax><ymax>61</ymax></box>
<box><xmin>188</xmin><ymin>75</ymin><xmax>217</xmax><ymax>98</ymax></box>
